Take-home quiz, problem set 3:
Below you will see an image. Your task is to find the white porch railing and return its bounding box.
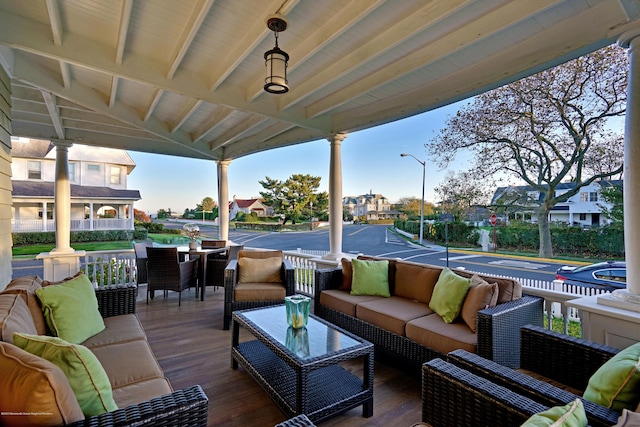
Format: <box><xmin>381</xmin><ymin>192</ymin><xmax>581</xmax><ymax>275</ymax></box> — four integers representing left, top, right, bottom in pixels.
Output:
<box><xmin>81</xmin><ymin>249</ymin><xmax>137</xmax><ymax>287</ymax></box>
<box><xmin>12</xmin><ymin>218</ymin><xmax>132</xmax><ymax>233</ymax></box>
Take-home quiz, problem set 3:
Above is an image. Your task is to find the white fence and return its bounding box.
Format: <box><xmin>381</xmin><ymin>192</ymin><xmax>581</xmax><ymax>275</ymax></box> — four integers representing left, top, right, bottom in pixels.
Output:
<box><xmin>80</xmin><ymin>247</ymin><xmax>598</xmax><ymax>335</ymax></box>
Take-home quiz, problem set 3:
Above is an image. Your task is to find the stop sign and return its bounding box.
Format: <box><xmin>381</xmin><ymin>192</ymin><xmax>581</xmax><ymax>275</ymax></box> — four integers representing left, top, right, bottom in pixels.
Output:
<box><xmin>490</xmin><ymin>214</ymin><xmax>497</xmax><ymax>226</ymax></box>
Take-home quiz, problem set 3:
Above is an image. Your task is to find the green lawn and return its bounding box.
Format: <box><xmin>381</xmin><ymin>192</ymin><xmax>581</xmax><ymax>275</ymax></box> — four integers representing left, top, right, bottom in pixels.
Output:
<box><xmin>12</xmin><ymin>241</ymin><xmax>134</xmax><ymax>257</ymax></box>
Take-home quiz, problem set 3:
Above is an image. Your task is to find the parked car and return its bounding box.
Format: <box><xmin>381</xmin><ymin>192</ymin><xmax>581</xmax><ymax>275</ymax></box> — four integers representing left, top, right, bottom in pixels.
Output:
<box><xmin>555</xmin><ymin>261</ymin><xmax>626</xmax><ymax>292</ymax></box>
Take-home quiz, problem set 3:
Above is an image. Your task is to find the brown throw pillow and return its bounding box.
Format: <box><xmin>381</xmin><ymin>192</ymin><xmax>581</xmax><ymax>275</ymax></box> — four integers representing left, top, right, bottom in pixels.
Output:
<box><xmin>0</xmin><ymin>342</ymin><xmax>84</xmax><ymax>426</ymax></box>
<box><xmin>460</xmin><ymin>275</ymin><xmax>499</xmax><ymax>332</ymax></box>
<box><xmin>339</xmin><ymin>258</ymin><xmax>353</xmax><ymax>291</ymax></box>
<box><xmin>2</xmin><ymin>276</ymin><xmax>47</xmax><ymax>335</ymax></box>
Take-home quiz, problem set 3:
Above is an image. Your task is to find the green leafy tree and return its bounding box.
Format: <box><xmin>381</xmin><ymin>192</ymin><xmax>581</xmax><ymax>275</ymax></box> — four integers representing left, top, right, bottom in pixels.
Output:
<box><xmin>427</xmin><ymin>45</ymin><xmax>627</xmax><ymax>257</ymax></box>
<box><xmin>157</xmin><ymin>209</ymin><xmax>170</xmax><ymax>219</ymax></box>
<box><xmin>259</xmin><ymin>174</ymin><xmax>324</xmax><ymax>225</ymax></box>
<box><xmin>599</xmin><ymin>184</ymin><xmax>623</xmax><ymax>224</ymax></box>
<box><xmin>394</xmin><ymin>197</ymin><xmax>435</xmax><ymax>219</ymax></box>
<box><xmin>197</xmin><ymin>196</ymin><xmax>216</xmax><ymax>212</ymax></box>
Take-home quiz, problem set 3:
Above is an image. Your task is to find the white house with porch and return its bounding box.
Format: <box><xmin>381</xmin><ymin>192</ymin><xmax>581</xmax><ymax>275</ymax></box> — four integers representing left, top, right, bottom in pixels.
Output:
<box><xmin>10</xmin><ymin>138</ymin><xmax>140</xmax><ymax>233</ymax></box>
<box><xmin>491</xmin><ymin>180</ymin><xmax>622</xmax><ymax>227</ymax></box>
<box><xmin>343</xmin><ymin>192</ymin><xmax>401</xmax><ymax>221</ymax></box>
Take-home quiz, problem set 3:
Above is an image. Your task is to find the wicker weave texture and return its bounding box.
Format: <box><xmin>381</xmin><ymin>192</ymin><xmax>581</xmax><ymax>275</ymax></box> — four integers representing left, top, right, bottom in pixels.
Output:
<box><xmin>95</xmin><ymin>284</ymin><xmax>137</xmax><ymax>317</ymax></box>
<box><xmin>275</xmin><ymin>414</ymin><xmax>317</xmax><ymax>427</ymax></box>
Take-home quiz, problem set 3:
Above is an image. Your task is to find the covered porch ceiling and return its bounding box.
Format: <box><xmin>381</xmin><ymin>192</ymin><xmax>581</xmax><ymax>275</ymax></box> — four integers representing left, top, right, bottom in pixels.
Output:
<box><xmin>0</xmin><ymin>0</ymin><xmax>638</xmax><ymax>162</ymax></box>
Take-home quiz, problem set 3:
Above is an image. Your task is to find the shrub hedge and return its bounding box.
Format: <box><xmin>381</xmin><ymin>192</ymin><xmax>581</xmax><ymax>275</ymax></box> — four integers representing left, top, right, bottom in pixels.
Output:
<box><xmin>12</xmin><ymin>228</ymin><xmax>148</xmax><ymax>246</ymax></box>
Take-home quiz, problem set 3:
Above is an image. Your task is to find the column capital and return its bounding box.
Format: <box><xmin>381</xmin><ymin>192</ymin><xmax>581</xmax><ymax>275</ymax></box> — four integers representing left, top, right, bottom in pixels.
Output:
<box><xmin>216</xmin><ymin>159</ymin><xmax>232</xmax><ymax>167</ymax></box>
<box><xmin>51</xmin><ymin>139</ymin><xmax>73</xmax><ymax>148</ymax></box>
<box><xmin>327</xmin><ymin>133</ymin><xmax>348</xmax><ymax>144</ymax></box>
<box><xmin>618</xmin><ymin>27</ymin><xmax>640</xmax><ymax>48</ymax></box>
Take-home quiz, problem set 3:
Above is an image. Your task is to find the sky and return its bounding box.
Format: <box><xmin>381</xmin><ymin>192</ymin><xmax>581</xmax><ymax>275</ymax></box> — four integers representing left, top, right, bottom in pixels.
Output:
<box><xmin>127</xmin><ymin>100</ymin><xmax>473</xmax><ymax>215</ymax></box>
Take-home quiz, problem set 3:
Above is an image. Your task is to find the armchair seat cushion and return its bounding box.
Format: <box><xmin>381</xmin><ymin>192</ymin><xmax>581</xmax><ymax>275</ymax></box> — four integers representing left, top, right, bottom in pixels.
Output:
<box><xmin>406</xmin><ymin>313</ymin><xmax>477</xmax><ymax>355</ymax></box>
<box><xmin>319</xmin><ymin>289</ymin><xmax>383</xmax><ymax>317</ymax></box>
<box><xmin>234</xmin><ymin>282</ymin><xmax>287</xmax><ymax>302</ymax></box>
<box><xmin>356</xmin><ymin>296</ymin><xmax>434</xmax><ymax>336</ymax></box>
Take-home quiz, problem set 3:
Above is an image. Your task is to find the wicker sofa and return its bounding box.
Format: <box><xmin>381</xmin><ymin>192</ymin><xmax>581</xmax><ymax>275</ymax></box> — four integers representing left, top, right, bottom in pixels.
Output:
<box><xmin>422</xmin><ymin>325</ymin><xmax>624</xmax><ymax>427</ymax></box>
<box><xmin>0</xmin><ymin>275</ymin><xmax>208</xmax><ymax>427</ymax></box>
<box><xmin>314</xmin><ymin>256</ymin><xmax>544</xmax><ymax>368</ymax></box>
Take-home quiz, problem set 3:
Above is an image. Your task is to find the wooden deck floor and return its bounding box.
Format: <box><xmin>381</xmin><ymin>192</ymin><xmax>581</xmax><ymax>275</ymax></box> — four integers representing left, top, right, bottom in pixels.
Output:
<box><xmin>134</xmin><ymin>287</ymin><xmax>423</xmax><ymax>426</ymax></box>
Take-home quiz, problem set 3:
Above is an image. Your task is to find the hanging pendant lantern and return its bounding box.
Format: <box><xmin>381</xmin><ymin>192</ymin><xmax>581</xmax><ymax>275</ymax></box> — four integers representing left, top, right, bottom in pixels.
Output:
<box><xmin>264</xmin><ymin>14</ymin><xmax>289</xmax><ymax>94</ymax></box>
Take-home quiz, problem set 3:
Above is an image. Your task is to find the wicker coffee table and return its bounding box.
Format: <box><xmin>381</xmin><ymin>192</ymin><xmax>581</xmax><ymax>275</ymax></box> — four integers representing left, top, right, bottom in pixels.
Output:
<box><xmin>231</xmin><ymin>305</ymin><xmax>374</xmax><ymax>423</ymax></box>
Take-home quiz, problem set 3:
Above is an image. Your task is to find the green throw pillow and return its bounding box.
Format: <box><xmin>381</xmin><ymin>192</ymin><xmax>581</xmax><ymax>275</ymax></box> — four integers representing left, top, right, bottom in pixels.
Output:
<box><xmin>35</xmin><ymin>273</ymin><xmax>105</xmax><ymax>344</ymax></box>
<box><xmin>350</xmin><ymin>259</ymin><xmax>390</xmax><ymax>297</ymax></box>
<box><xmin>520</xmin><ymin>399</ymin><xmax>587</xmax><ymax>427</ymax></box>
<box><xmin>13</xmin><ymin>333</ymin><xmax>118</xmax><ymax>417</ymax></box>
<box><xmin>428</xmin><ymin>268</ymin><xmax>471</xmax><ymax>323</ymax></box>
<box><xmin>584</xmin><ymin>342</ymin><xmax>640</xmax><ymax>411</ymax></box>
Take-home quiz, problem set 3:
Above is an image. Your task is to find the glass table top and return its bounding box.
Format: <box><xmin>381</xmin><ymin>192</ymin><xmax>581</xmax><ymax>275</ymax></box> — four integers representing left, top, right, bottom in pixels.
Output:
<box><xmin>238</xmin><ymin>305</ymin><xmax>364</xmax><ymax>360</ymax></box>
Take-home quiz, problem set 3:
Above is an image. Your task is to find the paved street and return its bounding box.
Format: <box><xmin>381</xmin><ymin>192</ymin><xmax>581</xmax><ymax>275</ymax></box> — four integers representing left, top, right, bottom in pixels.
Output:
<box><xmin>12</xmin><ymin>223</ymin><xmax>578</xmax><ymax>283</ymax></box>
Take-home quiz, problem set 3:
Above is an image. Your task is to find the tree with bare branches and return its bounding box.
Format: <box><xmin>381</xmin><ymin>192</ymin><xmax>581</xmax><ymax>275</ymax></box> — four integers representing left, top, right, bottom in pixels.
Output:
<box><xmin>426</xmin><ymin>45</ymin><xmax>627</xmax><ymax>257</ymax></box>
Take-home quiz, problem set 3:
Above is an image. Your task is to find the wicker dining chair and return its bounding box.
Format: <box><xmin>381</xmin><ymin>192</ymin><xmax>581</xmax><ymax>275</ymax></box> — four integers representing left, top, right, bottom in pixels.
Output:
<box><xmin>133</xmin><ymin>241</ymin><xmax>153</xmax><ymax>285</ymax></box>
<box><xmin>146</xmin><ymin>247</ymin><xmax>199</xmax><ymax>306</ymax></box>
<box><xmin>205</xmin><ymin>244</ymin><xmax>244</xmax><ymax>293</ymax></box>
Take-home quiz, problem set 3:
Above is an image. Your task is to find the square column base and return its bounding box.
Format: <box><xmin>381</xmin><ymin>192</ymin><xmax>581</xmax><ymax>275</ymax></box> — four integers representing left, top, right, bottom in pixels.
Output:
<box><xmin>36</xmin><ymin>250</ymin><xmax>86</xmax><ymax>282</ymax></box>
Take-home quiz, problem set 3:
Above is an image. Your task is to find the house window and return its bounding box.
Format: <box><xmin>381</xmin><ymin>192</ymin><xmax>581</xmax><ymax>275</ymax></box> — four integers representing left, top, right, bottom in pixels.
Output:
<box><xmin>579</xmin><ymin>213</ymin><xmax>586</xmax><ymax>221</ymax></box>
<box><xmin>69</xmin><ymin>163</ymin><xmax>76</xmax><ymax>182</ymax></box>
<box><xmin>27</xmin><ymin>161</ymin><xmax>41</xmax><ymax>179</ymax></box>
<box><xmin>110</xmin><ymin>166</ymin><xmax>121</xmax><ymax>185</ymax></box>
<box><xmin>87</xmin><ymin>164</ymin><xmax>100</xmax><ymax>171</ymax></box>
<box><xmin>589</xmin><ymin>192</ymin><xmax>598</xmax><ymax>202</ymax></box>
<box><xmin>580</xmin><ymin>192</ymin><xmax>588</xmax><ymax>202</ymax></box>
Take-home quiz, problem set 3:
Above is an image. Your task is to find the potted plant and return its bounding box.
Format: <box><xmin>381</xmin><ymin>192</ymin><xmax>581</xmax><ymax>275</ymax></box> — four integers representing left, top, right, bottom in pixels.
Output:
<box><xmin>183</xmin><ymin>223</ymin><xmax>200</xmax><ymax>250</ymax></box>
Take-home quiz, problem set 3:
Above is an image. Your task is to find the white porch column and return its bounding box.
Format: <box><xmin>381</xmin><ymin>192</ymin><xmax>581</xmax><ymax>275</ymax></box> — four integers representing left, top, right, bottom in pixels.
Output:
<box><xmin>42</xmin><ymin>202</ymin><xmax>47</xmax><ymax>231</ymax></box>
<box><xmin>37</xmin><ymin>140</ymin><xmax>85</xmax><ymax>281</ymax></box>
<box><xmin>620</xmin><ymin>29</ymin><xmax>640</xmax><ymax>296</ymax></box>
<box><xmin>325</xmin><ymin>133</ymin><xmax>347</xmax><ymax>260</ymax></box>
<box><xmin>89</xmin><ymin>202</ymin><xmax>94</xmax><ymax>230</ymax></box>
<box><xmin>129</xmin><ymin>203</ymin><xmax>134</xmax><ymax>229</ymax></box>
<box><xmin>52</xmin><ymin>141</ymin><xmax>73</xmax><ymax>254</ymax></box>
<box><xmin>217</xmin><ymin>160</ymin><xmax>231</xmax><ymax>242</ymax></box>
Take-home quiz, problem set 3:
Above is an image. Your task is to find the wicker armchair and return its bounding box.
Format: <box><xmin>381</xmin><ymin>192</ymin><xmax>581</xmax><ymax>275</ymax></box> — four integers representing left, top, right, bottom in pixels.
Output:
<box><xmin>68</xmin><ymin>284</ymin><xmax>209</xmax><ymax>427</ymax></box>
<box><xmin>146</xmin><ymin>247</ymin><xmax>199</xmax><ymax>306</ymax></box>
<box><xmin>422</xmin><ymin>325</ymin><xmax>622</xmax><ymax>427</ymax></box>
<box><xmin>223</xmin><ymin>249</ymin><xmax>295</xmax><ymax>329</ymax></box>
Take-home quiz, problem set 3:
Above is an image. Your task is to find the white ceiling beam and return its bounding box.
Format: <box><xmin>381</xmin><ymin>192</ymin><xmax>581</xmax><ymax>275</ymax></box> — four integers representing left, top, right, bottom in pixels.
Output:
<box><xmin>115</xmin><ymin>0</ymin><xmax>134</xmax><ymax>65</ymax></box>
<box><xmin>167</xmin><ymin>0</ymin><xmax>215</xmax><ymax>79</ymax></box>
<box><xmin>108</xmin><ymin>76</ymin><xmax>119</xmax><ymax>108</ymax></box>
<box><xmin>208</xmin><ymin>0</ymin><xmax>300</xmax><ymax>91</ymax></box>
<box><xmin>13</xmin><ymin>54</ymin><xmax>214</xmax><ymax>158</ymax></box>
<box><xmin>45</xmin><ymin>0</ymin><xmax>63</xmax><ymax>46</ymax></box>
<box><xmin>171</xmin><ymin>99</ymin><xmax>203</xmax><ymax>133</ymax></box>
<box><xmin>306</xmin><ymin>0</ymin><xmax>564</xmax><ymax>118</ymax></box>
<box><xmin>40</xmin><ymin>90</ymin><xmax>65</xmax><ymax>139</ymax></box>
<box><xmin>0</xmin><ymin>11</ymin><xmax>331</xmax><ymax>132</ymax></box>
<box><xmin>224</xmin><ymin>126</ymin><xmax>329</xmax><ymax>159</ymax></box>
<box><xmin>192</xmin><ymin>107</ymin><xmax>234</xmax><ymax>143</ymax></box>
<box><xmin>209</xmin><ymin>115</ymin><xmax>267</xmax><ymax>151</ymax></box>
<box><xmin>144</xmin><ymin>89</ymin><xmax>163</xmax><ymax>122</ymax></box>
<box><xmin>246</xmin><ymin>0</ymin><xmax>386</xmax><ymax>101</ymax></box>
<box><xmin>60</xmin><ymin>62</ymin><xmax>71</xmax><ymax>89</ymax></box>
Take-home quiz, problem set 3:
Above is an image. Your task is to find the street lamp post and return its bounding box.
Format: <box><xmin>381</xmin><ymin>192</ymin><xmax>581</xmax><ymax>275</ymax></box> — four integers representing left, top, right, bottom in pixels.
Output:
<box><xmin>400</xmin><ymin>153</ymin><xmax>425</xmax><ymax>245</ymax></box>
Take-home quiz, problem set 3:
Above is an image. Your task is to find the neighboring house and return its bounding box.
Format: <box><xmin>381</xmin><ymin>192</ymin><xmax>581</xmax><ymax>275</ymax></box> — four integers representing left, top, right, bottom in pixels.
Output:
<box><xmin>229</xmin><ymin>196</ymin><xmax>271</xmax><ymax>219</ymax></box>
<box><xmin>491</xmin><ymin>180</ymin><xmax>622</xmax><ymax>227</ymax></box>
<box><xmin>343</xmin><ymin>192</ymin><xmax>401</xmax><ymax>221</ymax></box>
<box><xmin>11</xmin><ymin>138</ymin><xmax>141</xmax><ymax>232</ymax></box>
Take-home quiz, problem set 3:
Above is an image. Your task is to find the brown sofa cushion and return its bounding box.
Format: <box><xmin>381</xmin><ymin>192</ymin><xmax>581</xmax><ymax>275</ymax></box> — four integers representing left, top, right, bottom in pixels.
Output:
<box><xmin>238</xmin><ymin>257</ymin><xmax>282</xmax><ymax>283</ymax></box>
<box><xmin>2</xmin><ymin>276</ymin><xmax>47</xmax><ymax>335</ymax></box>
<box><xmin>234</xmin><ymin>283</ymin><xmax>286</xmax><ymax>302</ymax></box>
<box><xmin>0</xmin><ymin>342</ymin><xmax>84</xmax><ymax>426</ymax></box>
<box><xmin>356</xmin><ymin>296</ymin><xmax>433</xmax><ymax>336</ymax></box>
<box><xmin>91</xmin><ymin>339</ymin><xmax>165</xmax><ymax>389</ymax></box>
<box><xmin>112</xmin><ymin>377</ymin><xmax>173</xmax><ymax>409</ymax></box>
<box><xmin>405</xmin><ymin>313</ymin><xmax>477</xmax><ymax>355</ymax></box>
<box><xmin>0</xmin><ymin>294</ymin><xmax>38</xmax><ymax>343</ymax></box>
<box><xmin>82</xmin><ymin>314</ymin><xmax>147</xmax><ymax>349</ymax></box>
<box><xmin>319</xmin><ymin>289</ymin><xmax>384</xmax><ymax>317</ymax></box>
<box><xmin>460</xmin><ymin>275</ymin><xmax>499</xmax><ymax>332</ymax></box>
<box><xmin>394</xmin><ymin>261</ymin><xmax>440</xmax><ymax>304</ymax></box>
